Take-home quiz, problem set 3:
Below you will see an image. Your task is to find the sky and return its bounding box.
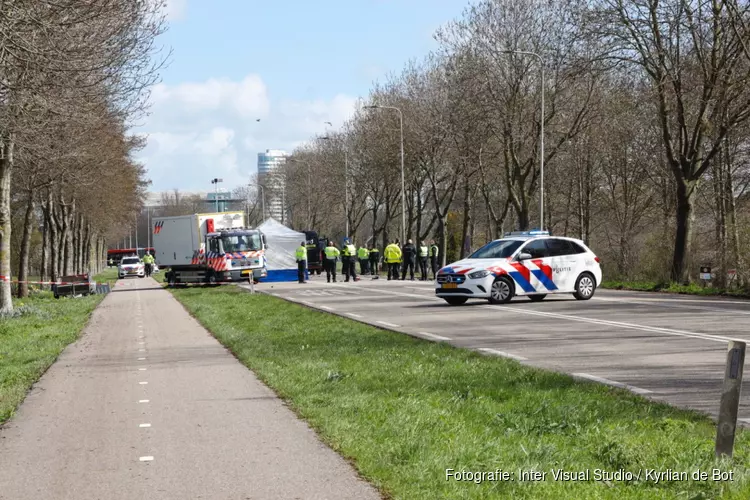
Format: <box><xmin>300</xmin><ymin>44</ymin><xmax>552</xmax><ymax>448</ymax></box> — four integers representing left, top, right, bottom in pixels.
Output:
<box><xmin>138</xmin><ymin>0</ymin><xmax>467</xmax><ymax>193</ymax></box>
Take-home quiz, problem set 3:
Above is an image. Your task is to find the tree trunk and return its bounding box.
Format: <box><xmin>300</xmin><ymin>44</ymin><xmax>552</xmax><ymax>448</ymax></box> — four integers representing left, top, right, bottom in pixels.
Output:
<box><xmin>438</xmin><ymin>215</ymin><xmax>448</xmax><ymax>267</ymax></box>
<box><xmin>0</xmin><ymin>139</ymin><xmax>13</xmax><ymax>312</ymax></box>
<box><xmin>41</xmin><ymin>202</ymin><xmax>49</xmax><ymax>286</ymax></box>
<box><xmin>17</xmin><ymin>193</ymin><xmax>35</xmax><ymax>298</ymax></box>
<box><xmin>671</xmin><ymin>180</ymin><xmax>697</xmax><ymax>284</ymax></box>
<box><xmin>460</xmin><ymin>181</ymin><xmax>472</xmax><ymax>259</ymax></box>
<box><xmin>48</xmin><ymin>196</ymin><xmax>60</xmax><ymax>283</ymax></box>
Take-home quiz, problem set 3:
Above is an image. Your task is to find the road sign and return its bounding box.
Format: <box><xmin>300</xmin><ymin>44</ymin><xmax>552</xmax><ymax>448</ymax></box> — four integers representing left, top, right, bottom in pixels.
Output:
<box><xmin>728</xmin><ymin>269</ymin><xmax>737</xmax><ymax>276</ymax></box>
<box><xmin>700</xmin><ymin>266</ymin><xmax>712</xmax><ymax>281</ymax></box>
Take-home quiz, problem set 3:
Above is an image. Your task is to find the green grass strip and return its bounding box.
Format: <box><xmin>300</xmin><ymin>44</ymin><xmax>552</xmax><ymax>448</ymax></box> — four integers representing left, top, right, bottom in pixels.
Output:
<box><xmin>170</xmin><ymin>286</ymin><xmax>750</xmax><ymax>499</ymax></box>
<box><xmin>0</xmin><ymin>271</ymin><xmax>110</xmax><ymax>425</ymax></box>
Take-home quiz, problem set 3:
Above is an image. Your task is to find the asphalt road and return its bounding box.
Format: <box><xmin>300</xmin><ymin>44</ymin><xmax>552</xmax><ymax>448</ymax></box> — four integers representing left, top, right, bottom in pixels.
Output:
<box><xmin>255</xmin><ymin>275</ymin><xmax>750</xmax><ymax>421</ymax></box>
<box><xmin>0</xmin><ymin>277</ymin><xmax>379</xmax><ymax>500</ymax></box>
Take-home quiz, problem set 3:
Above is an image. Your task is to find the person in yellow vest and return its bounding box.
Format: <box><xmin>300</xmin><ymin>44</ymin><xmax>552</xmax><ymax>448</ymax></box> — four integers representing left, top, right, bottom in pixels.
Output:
<box><xmin>358</xmin><ymin>245</ymin><xmax>370</xmax><ymax>276</ymax></box>
<box><xmin>295</xmin><ymin>241</ymin><xmax>308</xmax><ymax>284</ymax></box>
<box><xmin>383</xmin><ymin>239</ymin><xmax>402</xmax><ymax>281</ymax></box>
<box><xmin>323</xmin><ymin>241</ymin><xmax>340</xmax><ymax>283</ymax></box>
<box><xmin>142</xmin><ymin>252</ymin><xmax>155</xmax><ymax>277</ymax></box>
<box><xmin>369</xmin><ymin>244</ymin><xmax>380</xmax><ymax>276</ymax></box>
<box><xmin>418</xmin><ymin>241</ymin><xmax>429</xmax><ymax>280</ymax></box>
<box><xmin>342</xmin><ymin>238</ymin><xmax>358</xmax><ymax>282</ymax></box>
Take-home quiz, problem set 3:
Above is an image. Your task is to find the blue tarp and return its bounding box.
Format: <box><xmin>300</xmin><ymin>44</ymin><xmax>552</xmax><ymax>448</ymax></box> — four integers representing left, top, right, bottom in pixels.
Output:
<box><xmin>261</xmin><ymin>269</ymin><xmax>309</xmax><ymax>283</ymax></box>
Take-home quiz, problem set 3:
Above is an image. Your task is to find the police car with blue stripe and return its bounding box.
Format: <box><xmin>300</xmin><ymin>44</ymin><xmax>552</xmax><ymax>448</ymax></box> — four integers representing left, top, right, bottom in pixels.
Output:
<box><xmin>435</xmin><ymin>231</ymin><xmax>602</xmax><ymax>305</ymax></box>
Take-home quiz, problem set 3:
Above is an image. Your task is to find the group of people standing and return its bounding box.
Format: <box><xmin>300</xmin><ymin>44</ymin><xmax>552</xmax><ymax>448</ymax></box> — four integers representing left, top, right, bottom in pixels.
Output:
<box><xmin>295</xmin><ymin>238</ymin><xmax>440</xmax><ymax>284</ymax></box>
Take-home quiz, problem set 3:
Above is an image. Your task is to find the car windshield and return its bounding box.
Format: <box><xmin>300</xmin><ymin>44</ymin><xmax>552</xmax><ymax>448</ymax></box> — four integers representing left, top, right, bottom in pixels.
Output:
<box><xmin>467</xmin><ymin>239</ymin><xmax>524</xmax><ymax>259</ymax></box>
<box><xmin>222</xmin><ymin>233</ymin><xmax>262</xmax><ymax>252</ymax></box>
<box><xmin>121</xmin><ymin>257</ymin><xmax>140</xmax><ymax>265</ymax></box>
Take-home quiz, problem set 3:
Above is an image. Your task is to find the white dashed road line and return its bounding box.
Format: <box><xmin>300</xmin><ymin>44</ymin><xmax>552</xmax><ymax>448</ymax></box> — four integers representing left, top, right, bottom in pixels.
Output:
<box><xmin>376</xmin><ymin>321</ymin><xmax>401</xmax><ymax>328</ymax></box>
<box><xmin>573</xmin><ymin>373</ymin><xmax>653</xmax><ymax>395</ymax></box>
<box><xmin>318</xmin><ymin>305</ymin><xmax>335</xmax><ymax>311</ymax></box>
<box><xmin>346</xmin><ymin>313</ymin><xmax>363</xmax><ymax>319</ymax></box>
<box><xmin>417</xmin><ymin>332</ymin><xmax>452</xmax><ymax>341</ymax></box>
<box><xmin>477</xmin><ymin>348</ymin><xmax>527</xmax><ymax>361</ymax></box>
<box><xmin>139</xmin><ymin>382</ymin><xmax>148</xmax><ymax>385</ymax></box>
<box><xmin>139</xmin><ymin>456</ymin><xmax>154</xmax><ymax>462</ymax></box>
<box><xmin>138</xmin><ymin>400</ymin><xmax>149</xmax><ymax>403</ymax></box>
<box><xmin>139</xmin><ymin>423</ymin><xmax>151</xmax><ymax>428</ymax></box>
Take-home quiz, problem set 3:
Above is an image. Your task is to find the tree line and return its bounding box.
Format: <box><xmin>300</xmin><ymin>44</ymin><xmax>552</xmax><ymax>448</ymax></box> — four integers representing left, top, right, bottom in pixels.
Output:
<box><xmin>282</xmin><ymin>0</ymin><xmax>750</xmax><ymax>288</ymax></box>
<box><xmin>1</xmin><ymin>1</ymin><xmax>168</xmax><ymax>311</ymax></box>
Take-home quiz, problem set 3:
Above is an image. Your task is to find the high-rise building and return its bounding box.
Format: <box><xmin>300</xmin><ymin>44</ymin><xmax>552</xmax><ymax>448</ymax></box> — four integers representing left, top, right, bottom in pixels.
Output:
<box><xmin>257</xmin><ymin>149</ymin><xmax>288</xmax><ymax>223</ymax></box>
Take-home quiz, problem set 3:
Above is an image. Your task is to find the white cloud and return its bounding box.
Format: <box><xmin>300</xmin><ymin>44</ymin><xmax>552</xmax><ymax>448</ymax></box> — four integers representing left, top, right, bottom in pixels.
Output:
<box><xmin>163</xmin><ymin>0</ymin><xmax>187</xmax><ymax>21</ymax></box>
<box><xmin>137</xmin><ymin>74</ymin><xmax>358</xmax><ymax>192</ymax></box>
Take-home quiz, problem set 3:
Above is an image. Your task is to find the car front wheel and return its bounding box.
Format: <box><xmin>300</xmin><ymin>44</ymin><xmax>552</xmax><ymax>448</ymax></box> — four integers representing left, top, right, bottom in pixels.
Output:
<box><xmin>489</xmin><ymin>276</ymin><xmax>514</xmax><ymax>304</ymax></box>
<box><xmin>443</xmin><ymin>296</ymin><xmax>468</xmax><ymax>306</ymax></box>
<box><xmin>573</xmin><ymin>273</ymin><xmax>596</xmax><ymax>300</ymax></box>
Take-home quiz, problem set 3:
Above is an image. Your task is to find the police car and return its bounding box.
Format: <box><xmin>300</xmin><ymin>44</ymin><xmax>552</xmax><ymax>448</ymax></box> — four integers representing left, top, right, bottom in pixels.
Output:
<box><xmin>435</xmin><ymin>231</ymin><xmax>602</xmax><ymax>305</ymax></box>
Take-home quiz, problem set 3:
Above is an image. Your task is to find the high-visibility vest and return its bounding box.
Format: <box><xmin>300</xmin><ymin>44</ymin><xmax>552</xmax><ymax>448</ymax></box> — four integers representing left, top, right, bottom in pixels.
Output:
<box><xmin>419</xmin><ymin>246</ymin><xmax>428</xmax><ymax>258</ymax></box>
<box><xmin>143</xmin><ymin>255</ymin><xmax>154</xmax><ymax>264</ymax></box>
<box><xmin>324</xmin><ymin>246</ymin><xmax>340</xmax><ymax>260</ymax></box>
<box><xmin>430</xmin><ymin>245</ymin><xmax>439</xmax><ymax>258</ymax></box>
<box><xmin>343</xmin><ymin>244</ymin><xmax>356</xmax><ymax>257</ymax></box>
<box><xmin>358</xmin><ymin>247</ymin><xmax>369</xmax><ymax>259</ymax></box>
<box><xmin>295</xmin><ymin>246</ymin><xmax>307</xmax><ymax>261</ymax></box>
<box><xmin>384</xmin><ymin>244</ymin><xmax>402</xmax><ymax>263</ymax></box>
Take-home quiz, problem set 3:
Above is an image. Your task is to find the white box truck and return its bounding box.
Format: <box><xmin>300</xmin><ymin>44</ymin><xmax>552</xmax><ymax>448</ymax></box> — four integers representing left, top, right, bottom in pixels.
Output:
<box><xmin>152</xmin><ymin>211</ymin><xmax>268</xmax><ymax>285</ymax></box>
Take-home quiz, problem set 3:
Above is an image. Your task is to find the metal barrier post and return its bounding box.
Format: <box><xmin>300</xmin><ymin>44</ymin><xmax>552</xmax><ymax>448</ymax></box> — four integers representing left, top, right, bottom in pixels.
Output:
<box><xmin>716</xmin><ymin>340</ymin><xmax>746</xmax><ymax>458</ymax></box>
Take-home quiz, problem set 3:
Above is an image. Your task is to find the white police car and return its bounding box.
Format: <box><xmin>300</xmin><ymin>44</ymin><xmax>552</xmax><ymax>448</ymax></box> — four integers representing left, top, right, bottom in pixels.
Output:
<box><xmin>435</xmin><ymin>231</ymin><xmax>602</xmax><ymax>305</ymax></box>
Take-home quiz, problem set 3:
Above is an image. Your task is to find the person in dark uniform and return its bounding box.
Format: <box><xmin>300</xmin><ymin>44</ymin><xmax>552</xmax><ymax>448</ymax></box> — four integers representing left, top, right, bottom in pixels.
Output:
<box><xmin>401</xmin><ymin>239</ymin><xmax>416</xmax><ymax>280</ymax></box>
<box><xmin>369</xmin><ymin>244</ymin><xmax>380</xmax><ymax>276</ymax></box>
<box><xmin>429</xmin><ymin>240</ymin><xmax>440</xmax><ymax>279</ymax></box>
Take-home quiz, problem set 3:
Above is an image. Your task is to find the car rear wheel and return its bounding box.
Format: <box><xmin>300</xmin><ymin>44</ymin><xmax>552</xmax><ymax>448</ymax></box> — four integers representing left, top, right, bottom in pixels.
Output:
<box><xmin>489</xmin><ymin>276</ymin><xmax>514</xmax><ymax>304</ymax></box>
<box><xmin>573</xmin><ymin>273</ymin><xmax>596</xmax><ymax>300</ymax></box>
<box><xmin>528</xmin><ymin>294</ymin><xmax>546</xmax><ymax>302</ymax></box>
<box><xmin>443</xmin><ymin>296</ymin><xmax>468</xmax><ymax>306</ymax></box>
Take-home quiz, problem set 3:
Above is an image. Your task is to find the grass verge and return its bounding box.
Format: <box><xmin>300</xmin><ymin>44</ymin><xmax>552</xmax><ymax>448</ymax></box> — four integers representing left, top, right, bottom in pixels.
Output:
<box><xmin>0</xmin><ymin>270</ymin><xmax>111</xmax><ymax>425</ymax></box>
<box><xmin>170</xmin><ymin>285</ymin><xmax>750</xmax><ymax>500</ymax></box>
<box><xmin>601</xmin><ymin>280</ymin><xmax>750</xmax><ymax>299</ymax></box>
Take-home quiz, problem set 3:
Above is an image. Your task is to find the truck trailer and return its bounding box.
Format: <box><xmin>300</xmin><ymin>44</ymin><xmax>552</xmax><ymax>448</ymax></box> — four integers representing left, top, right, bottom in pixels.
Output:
<box><xmin>153</xmin><ymin>211</ymin><xmax>268</xmax><ymax>286</ymax></box>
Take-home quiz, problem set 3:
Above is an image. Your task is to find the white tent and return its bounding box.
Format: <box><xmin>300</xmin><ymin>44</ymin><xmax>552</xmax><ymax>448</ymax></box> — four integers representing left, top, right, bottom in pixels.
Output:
<box><xmin>258</xmin><ymin>218</ymin><xmax>307</xmax><ymax>282</ymax></box>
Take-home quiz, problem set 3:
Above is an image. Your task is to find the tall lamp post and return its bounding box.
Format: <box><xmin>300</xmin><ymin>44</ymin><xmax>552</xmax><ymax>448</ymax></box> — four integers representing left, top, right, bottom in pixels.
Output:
<box><xmin>210</xmin><ymin>178</ymin><xmax>223</xmax><ymax>212</ymax></box>
<box><xmin>503</xmin><ymin>50</ymin><xmax>545</xmax><ymax>231</ymax></box>
<box><xmin>363</xmin><ymin>105</ymin><xmax>405</xmax><ymax>243</ymax></box>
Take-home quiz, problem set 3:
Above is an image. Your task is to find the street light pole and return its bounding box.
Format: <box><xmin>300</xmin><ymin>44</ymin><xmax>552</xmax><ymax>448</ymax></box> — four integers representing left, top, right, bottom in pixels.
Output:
<box><xmin>363</xmin><ymin>105</ymin><xmax>405</xmax><ymax>243</ymax></box>
<box><xmin>210</xmin><ymin>178</ymin><xmax>223</xmax><ymax>212</ymax></box>
<box><xmin>504</xmin><ymin>50</ymin><xmax>544</xmax><ymax>231</ymax></box>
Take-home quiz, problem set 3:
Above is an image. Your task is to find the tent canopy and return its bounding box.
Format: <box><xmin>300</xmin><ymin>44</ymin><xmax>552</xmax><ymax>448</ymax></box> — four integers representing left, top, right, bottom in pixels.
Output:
<box><xmin>258</xmin><ymin>218</ymin><xmax>307</xmax><ymax>281</ymax></box>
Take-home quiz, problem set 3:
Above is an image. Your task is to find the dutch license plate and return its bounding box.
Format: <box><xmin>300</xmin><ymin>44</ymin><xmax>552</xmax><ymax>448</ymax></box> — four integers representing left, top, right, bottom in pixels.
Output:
<box><xmin>442</xmin><ymin>283</ymin><xmax>457</xmax><ymax>289</ymax></box>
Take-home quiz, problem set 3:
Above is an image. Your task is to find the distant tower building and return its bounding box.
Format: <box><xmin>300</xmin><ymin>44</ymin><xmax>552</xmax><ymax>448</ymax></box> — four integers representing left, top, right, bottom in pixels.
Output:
<box><xmin>257</xmin><ymin>149</ymin><xmax>288</xmax><ymax>223</ymax></box>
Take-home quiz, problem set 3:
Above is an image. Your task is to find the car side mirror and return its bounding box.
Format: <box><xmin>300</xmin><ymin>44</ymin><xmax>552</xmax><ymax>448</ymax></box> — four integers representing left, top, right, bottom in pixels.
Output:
<box><xmin>517</xmin><ymin>252</ymin><xmax>533</xmax><ymax>261</ymax></box>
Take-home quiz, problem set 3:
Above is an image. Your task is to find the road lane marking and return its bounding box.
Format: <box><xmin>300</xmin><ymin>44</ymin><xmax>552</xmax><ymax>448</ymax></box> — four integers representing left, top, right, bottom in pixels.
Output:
<box><xmin>139</xmin><ymin>456</ymin><xmax>154</xmax><ymax>462</ymax></box>
<box><xmin>319</xmin><ymin>305</ymin><xmax>335</xmax><ymax>311</ymax></box>
<box><xmin>480</xmin><ymin>305</ymin><xmax>739</xmax><ymax>343</ymax></box>
<box><xmin>573</xmin><ymin>373</ymin><xmax>653</xmax><ymax>395</ymax></box>
<box><xmin>139</xmin><ymin>368</ymin><xmax>147</xmax><ymax>371</ymax></box>
<box><xmin>138</xmin><ymin>349</ymin><xmax>145</xmax><ymax>352</ymax></box>
<box><xmin>595</xmin><ymin>296</ymin><xmax>750</xmax><ymax>316</ymax></box>
<box><xmin>477</xmin><ymin>348</ymin><xmax>527</xmax><ymax>361</ymax></box>
<box><xmin>138</xmin><ymin>357</ymin><xmax>146</xmax><ymax>361</ymax></box>
<box><xmin>139</xmin><ymin>382</ymin><xmax>148</xmax><ymax>385</ymax></box>
<box><xmin>418</xmin><ymin>332</ymin><xmax>452</xmax><ymax>341</ymax></box>
<box><xmin>346</xmin><ymin>313</ymin><xmax>363</xmax><ymax>318</ymax></box>
<box><xmin>138</xmin><ymin>342</ymin><xmax>145</xmax><ymax>345</ymax></box>
<box><xmin>139</xmin><ymin>423</ymin><xmax>151</xmax><ymax>428</ymax></box>
<box><xmin>377</xmin><ymin>321</ymin><xmax>401</xmax><ymax>328</ymax></box>
<box><xmin>139</xmin><ymin>400</ymin><xmax>149</xmax><ymax>403</ymax></box>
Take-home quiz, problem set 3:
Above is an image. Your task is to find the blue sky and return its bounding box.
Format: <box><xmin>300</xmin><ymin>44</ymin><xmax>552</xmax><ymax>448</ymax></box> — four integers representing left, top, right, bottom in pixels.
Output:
<box><xmin>140</xmin><ymin>0</ymin><xmax>467</xmax><ymax>193</ymax></box>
